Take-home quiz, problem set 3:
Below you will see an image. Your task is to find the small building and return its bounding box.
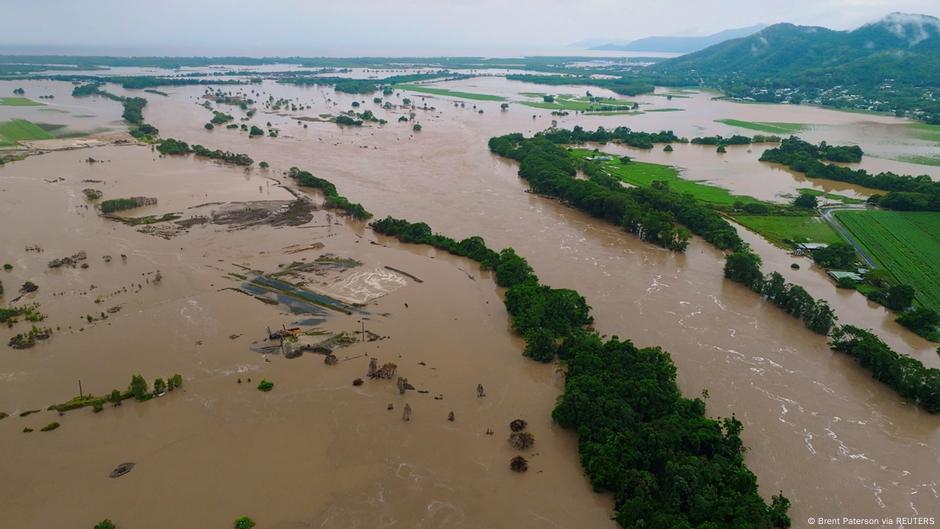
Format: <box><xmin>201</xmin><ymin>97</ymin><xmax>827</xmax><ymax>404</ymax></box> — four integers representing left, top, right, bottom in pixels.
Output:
<box><xmin>796</xmin><ymin>242</ymin><xmax>829</xmax><ymax>251</ymax></box>
<box><xmin>588</xmin><ymin>155</ymin><xmax>613</xmax><ymax>161</ymax></box>
<box><xmin>828</xmin><ymin>270</ymin><xmax>863</xmax><ymax>282</ymax></box>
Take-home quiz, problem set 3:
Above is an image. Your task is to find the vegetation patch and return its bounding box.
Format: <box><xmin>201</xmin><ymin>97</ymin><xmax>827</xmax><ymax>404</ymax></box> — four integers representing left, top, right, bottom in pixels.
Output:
<box><xmin>571</xmin><ymin>149</ymin><xmax>764</xmax><ymax>206</ymax></box>
<box><xmin>0</xmin><ymin>119</ymin><xmax>54</xmax><ymax>146</ymax></box>
<box><xmin>393</xmin><ymin>83</ymin><xmax>506</xmax><ymax>101</ymax></box>
<box><xmin>733</xmin><ymin>214</ymin><xmax>844</xmax><ymax>247</ymax></box>
<box><xmin>717</xmin><ymin>119</ymin><xmax>808</xmax><ymax>134</ymax></box>
<box><xmin>0</xmin><ymin>97</ymin><xmax>42</xmax><ymax>106</ymax></box>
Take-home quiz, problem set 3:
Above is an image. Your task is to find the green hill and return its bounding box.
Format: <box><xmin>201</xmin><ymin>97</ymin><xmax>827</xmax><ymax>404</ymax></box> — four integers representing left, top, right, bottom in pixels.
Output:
<box><xmin>650</xmin><ymin>13</ymin><xmax>940</xmax><ymax>122</ymax></box>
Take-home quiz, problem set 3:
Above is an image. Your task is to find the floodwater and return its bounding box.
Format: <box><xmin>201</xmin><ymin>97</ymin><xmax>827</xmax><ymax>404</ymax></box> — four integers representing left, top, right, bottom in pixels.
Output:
<box><xmin>2</xmin><ymin>75</ymin><xmax>939</xmax><ymax>528</ymax></box>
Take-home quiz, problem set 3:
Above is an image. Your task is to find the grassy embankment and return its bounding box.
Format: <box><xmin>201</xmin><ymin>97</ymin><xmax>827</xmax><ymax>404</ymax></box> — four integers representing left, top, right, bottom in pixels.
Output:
<box><xmin>716</xmin><ymin>119</ymin><xmax>808</xmax><ymax>135</ymax></box>
<box><xmin>393</xmin><ymin>84</ymin><xmax>506</xmax><ymax>101</ymax></box>
<box><xmin>0</xmin><ymin>119</ymin><xmax>54</xmax><ymax>146</ymax></box>
<box><xmin>835</xmin><ymin>210</ymin><xmax>940</xmax><ymax>313</ymax></box>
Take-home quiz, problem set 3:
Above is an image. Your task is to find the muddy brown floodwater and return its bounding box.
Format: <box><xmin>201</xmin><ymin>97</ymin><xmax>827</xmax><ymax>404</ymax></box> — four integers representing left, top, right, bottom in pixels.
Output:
<box><xmin>2</xmin><ymin>76</ymin><xmax>939</xmax><ymax>528</ymax></box>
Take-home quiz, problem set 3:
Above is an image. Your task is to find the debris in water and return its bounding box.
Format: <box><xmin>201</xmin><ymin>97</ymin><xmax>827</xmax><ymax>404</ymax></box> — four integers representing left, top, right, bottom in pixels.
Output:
<box><xmin>352</xmin><ymin>378</ymin><xmax>364</xmax><ymax>386</ymax></box>
<box><xmin>324</xmin><ymin>353</ymin><xmax>338</xmax><ymax>365</ymax></box>
<box><xmin>510</xmin><ymin>456</ymin><xmax>528</xmax><ymax>473</ymax></box>
<box><xmin>109</xmin><ymin>462</ymin><xmax>135</xmax><ymax>478</ymax></box>
<box><xmin>402</xmin><ymin>403</ymin><xmax>412</xmax><ymax>422</ymax></box>
<box><xmin>476</xmin><ymin>384</ymin><xmax>486</xmax><ymax>398</ymax></box>
<box><xmin>447</xmin><ymin>411</ymin><xmax>455</xmax><ymax>422</ymax></box>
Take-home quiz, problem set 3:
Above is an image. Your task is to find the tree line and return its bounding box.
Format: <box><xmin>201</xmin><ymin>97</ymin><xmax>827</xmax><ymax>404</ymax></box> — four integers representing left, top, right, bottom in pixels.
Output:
<box><xmin>156</xmin><ymin>138</ymin><xmax>253</xmax><ymax>166</ymax></box>
<box><xmin>760</xmin><ymin>137</ymin><xmax>940</xmax><ymax>211</ymax></box>
<box><xmin>287</xmin><ymin>167</ymin><xmax>372</xmax><ymax>220</ymax></box>
<box><xmin>370</xmin><ymin>215</ymin><xmax>791</xmax><ymax>529</ymax></box>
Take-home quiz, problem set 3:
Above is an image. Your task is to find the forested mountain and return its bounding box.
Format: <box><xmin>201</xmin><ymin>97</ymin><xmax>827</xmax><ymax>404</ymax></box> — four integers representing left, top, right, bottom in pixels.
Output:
<box><xmin>649</xmin><ymin>13</ymin><xmax>940</xmax><ymax>122</ymax></box>
<box><xmin>590</xmin><ymin>25</ymin><xmax>765</xmax><ymax>53</ymax></box>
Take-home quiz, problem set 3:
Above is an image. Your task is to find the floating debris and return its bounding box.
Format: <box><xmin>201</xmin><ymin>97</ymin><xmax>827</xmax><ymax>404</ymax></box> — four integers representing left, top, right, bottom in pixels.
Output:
<box><xmin>383</xmin><ymin>266</ymin><xmax>423</xmax><ymax>283</ymax></box>
<box><xmin>476</xmin><ymin>384</ymin><xmax>486</xmax><ymax>398</ymax></box>
<box><xmin>324</xmin><ymin>353</ymin><xmax>338</xmax><ymax>365</ymax></box>
<box><xmin>109</xmin><ymin>462</ymin><xmax>135</xmax><ymax>479</ymax></box>
<box><xmin>352</xmin><ymin>378</ymin><xmax>364</xmax><ymax>386</ymax></box>
<box><xmin>402</xmin><ymin>403</ymin><xmax>412</xmax><ymax>422</ymax></box>
<box><xmin>447</xmin><ymin>411</ymin><xmax>455</xmax><ymax>422</ymax></box>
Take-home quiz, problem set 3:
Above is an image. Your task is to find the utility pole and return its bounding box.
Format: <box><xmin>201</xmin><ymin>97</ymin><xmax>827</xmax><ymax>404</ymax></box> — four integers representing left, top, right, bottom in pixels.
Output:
<box><xmin>78</xmin><ymin>379</ymin><xmax>83</xmax><ymax>398</ymax></box>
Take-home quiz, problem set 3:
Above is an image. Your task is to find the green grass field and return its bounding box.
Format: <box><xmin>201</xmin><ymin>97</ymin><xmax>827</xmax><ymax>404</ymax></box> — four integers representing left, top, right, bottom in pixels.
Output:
<box><xmin>897</xmin><ymin>154</ymin><xmax>940</xmax><ymax>167</ymax></box>
<box><xmin>716</xmin><ymin>119</ymin><xmax>807</xmax><ymax>135</ymax></box>
<box><xmin>835</xmin><ymin>210</ymin><xmax>940</xmax><ymax>312</ymax></box>
<box><xmin>0</xmin><ymin>97</ymin><xmax>43</xmax><ymax>106</ymax></box>
<box><xmin>905</xmin><ymin>123</ymin><xmax>940</xmax><ymax>143</ymax></box>
<box><xmin>572</xmin><ymin>149</ymin><xmax>763</xmax><ymax>206</ymax></box>
<box><xmin>733</xmin><ymin>214</ymin><xmax>843</xmax><ymax>247</ymax></box>
<box><xmin>0</xmin><ymin>119</ymin><xmax>54</xmax><ymax>146</ymax></box>
<box><xmin>522</xmin><ymin>94</ymin><xmax>634</xmax><ymax>112</ymax></box>
<box><xmin>394</xmin><ymin>84</ymin><xmax>506</xmax><ymax>101</ymax></box>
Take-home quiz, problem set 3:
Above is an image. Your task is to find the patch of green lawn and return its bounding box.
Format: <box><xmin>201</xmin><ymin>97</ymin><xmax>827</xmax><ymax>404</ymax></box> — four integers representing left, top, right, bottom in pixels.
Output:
<box><xmin>716</xmin><ymin>119</ymin><xmax>808</xmax><ymax>135</ymax></box>
<box><xmin>571</xmin><ymin>149</ymin><xmax>763</xmax><ymax>206</ymax></box>
<box><xmin>393</xmin><ymin>84</ymin><xmax>505</xmax><ymax>101</ymax></box>
<box><xmin>0</xmin><ymin>97</ymin><xmax>42</xmax><ymax>106</ymax></box>
<box><xmin>0</xmin><ymin>119</ymin><xmax>54</xmax><ymax>146</ymax></box>
<box><xmin>522</xmin><ymin>94</ymin><xmax>635</xmax><ymax>112</ymax></box>
<box><xmin>733</xmin><ymin>214</ymin><xmax>844</xmax><ymax>247</ymax></box>
<box><xmin>906</xmin><ymin>123</ymin><xmax>940</xmax><ymax>143</ymax></box>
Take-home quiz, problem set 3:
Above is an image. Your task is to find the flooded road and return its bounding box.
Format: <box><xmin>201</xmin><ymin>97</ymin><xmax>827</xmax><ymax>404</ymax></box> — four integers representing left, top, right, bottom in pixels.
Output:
<box><xmin>2</xmin><ymin>75</ymin><xmax>939</xmax><ymax>528</ymax></box>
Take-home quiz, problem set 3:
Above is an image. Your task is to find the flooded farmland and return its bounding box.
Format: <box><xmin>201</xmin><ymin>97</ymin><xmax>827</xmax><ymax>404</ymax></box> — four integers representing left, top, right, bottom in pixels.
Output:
<box><xmin>1</xmin><ymin>74</ymin><xmax>939</xmax><ymax>528</ymax></box>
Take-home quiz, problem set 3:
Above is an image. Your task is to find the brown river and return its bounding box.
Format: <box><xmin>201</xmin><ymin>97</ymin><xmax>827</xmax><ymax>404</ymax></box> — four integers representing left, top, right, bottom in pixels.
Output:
<box><xmin>1</xmin><ymin>75</ymin><xmax>938</xmax><ymax>528</ymax></box>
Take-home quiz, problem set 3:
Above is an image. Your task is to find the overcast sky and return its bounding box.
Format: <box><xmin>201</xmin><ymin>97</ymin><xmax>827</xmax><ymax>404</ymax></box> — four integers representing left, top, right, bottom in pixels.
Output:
<box><xmin>2</xmin><ymin>0</ymin><xmax>940</xmax><ymax>55</ymax></box>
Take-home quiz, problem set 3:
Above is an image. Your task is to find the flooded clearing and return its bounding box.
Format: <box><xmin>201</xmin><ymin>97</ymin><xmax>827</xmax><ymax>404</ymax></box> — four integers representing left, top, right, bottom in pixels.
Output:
<box><xmin>2</xmin><ymin>74</ymin><xmax>939</xmax><ymax>527</ymax></box>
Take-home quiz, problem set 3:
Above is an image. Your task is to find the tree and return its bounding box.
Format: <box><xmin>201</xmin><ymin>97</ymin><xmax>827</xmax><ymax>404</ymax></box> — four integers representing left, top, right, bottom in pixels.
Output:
<box><xmin>234</xmin><ymin>517</ymin><xmax>255</xmax><ymax>529</ymax></box>
<box><xmin>724</xmin><ymin>250</ymin><xmax>763</xmax><ymax>291</ymax></box>
<box><xmin>259</xmin><ymin>161</ymin><xmax>269</xmax><ymax>169</ymax></box>
<box><xmin>249</xmin><ymin>125</ymin><xmax>264</xmax><ymax>137</ymax></box>
<box><xmin>129</xmin><ymin>375</ymin><xmax>148</xmax><ymax>400</ymax></box>
<box><xmin>108</xmin><ymin>389</ymin><xmax>123</xmax><ymax>404</ymax></box>
<box><xmin>812</xmin><ymin>243</ymin><xmax>856</xmax><ymax>269</ymax></box>
<box><xmin>717</xmin><ymin>144</ymin><xmax>727</xmax><ymax>153</ymax></box>
<box><xmin>94</xmin><ymin>520</ymin><xmax>116</xmax><ymax>529</ymax></box>
<box><xmin>770</xmin><ymin>493</ymin><xmax>792</xmax><ymax>528</ymax></box>
<box><xmin>523</xmin><ymin>328</ymin><xmax>556</xmax><ymax>362</ymax></box>
<box><xmin>793</xmin><ymin>193</ymin><xmax>818</xmax><ymax>209</ymax></box>
<box><xmin>412</xmin><ymin>123</ymin><xmax>422</xmax><ymax>132</ymax></box>
<box><xmin>886</xmin><ymin>284</ymin><xmax>915</xmax><ymax>311</ymax></box>
<box><xmin>153</xmin><ymin>377</ymin><xmax>167</xmax><ymax>395</ymax></box>
<box><xmin>896</xmin><ymin>308</ymin><xmax>940</xmax><ymax>339</ymax></box>
<box><xmin>664</xmin><ymin>144</ymin><xmax>674</xmax><ymax>152</ymax></box>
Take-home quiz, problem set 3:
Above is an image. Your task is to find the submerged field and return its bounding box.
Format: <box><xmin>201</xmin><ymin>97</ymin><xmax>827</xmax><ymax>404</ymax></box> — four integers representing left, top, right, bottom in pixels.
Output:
<box><xmin>835</xmin><ymin>210</ymin><xmax>940</xmax><ymax>312</ymax></box>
